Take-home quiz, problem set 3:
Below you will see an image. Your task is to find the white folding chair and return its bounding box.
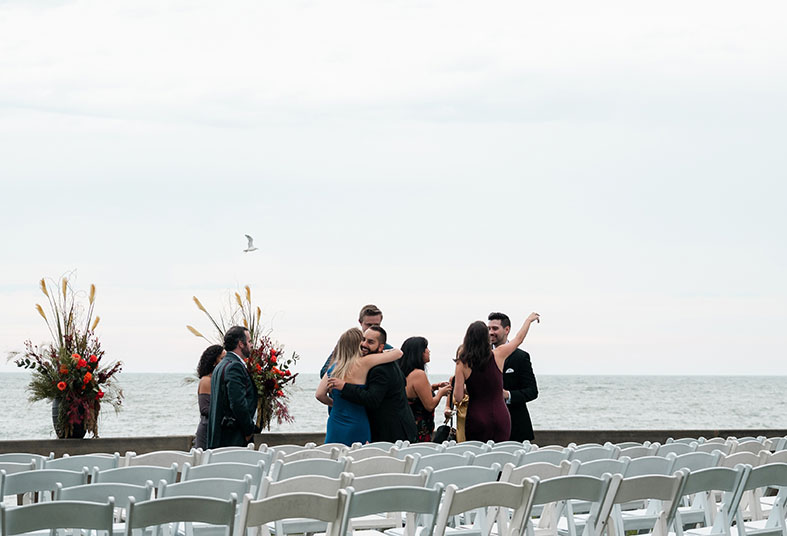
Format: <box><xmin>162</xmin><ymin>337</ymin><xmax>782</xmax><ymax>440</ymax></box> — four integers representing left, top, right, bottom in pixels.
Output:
<box><xmin>274</xmin><ymin>448</ymin><xmax>342</xmax><ymax>463</ymax></box>
<box><xmin>526</xmin><ymin>473</ymin><xmax>620</xmax><ymax>536</ymax></box>
<box><xmin>124</xmin><ymin>495</ymin><xmax>237</xmax><ymax>536</ymax></box>
<box><xmin>435</xmin><ymin>481</ymin><xmax>535</xmax><ymax>536</ymax></box>
<box><xmin>202</xmin><ymin>448</ymin><xmax>274</xmax><ymax>468</ymax></box>
<box><xmin>471</xmin><ymin>451</ymin><xmax>524</xmax><ymax>468</ymax></box>
<box><xmin>269</xmin><ymin>457</ymin><xmax>349</xmax><ymax>481</ymax></box>
<box><xmin>125</xmin><ymin>449</ymin><xmax>200</xmax><ymax>471</ymax></box>
<box><xmin>94</xmin><ymin>464</ymin><xmax>179</xmax><ymax>488</ymax></box>
<box><xmin>444</xmin><ymin>445</ymin><xmax>491</xmax><ymax>457</ymax></box>
<box><xmin>570</xmin><ymin>445</ymin><xmax>620</xmax><ymax>463</ymax></box>
<box><xmin>732</xmin><ymin>462</ymin><xmax>787</xmax><ymax>534</ymax></box>
<box><xmin>0</xmin><ymin>467</ymin><xmax>89</xmax><ymax>504</ymax></box>
<box><xmin>0</xmin><ymin>454</ymin><xmax>52</xmax><ymax>470</ymax></box>
<box><xmin>345</xmin><ymin>447</ymin><xmax>394</xmax><ymax>461</ymax></box>
<box><xmin>658</xmin><ymin>444</ymin><xmax>698</xmax><ymax>457</ymax></box>
<box><xmin>56</xmin><ymin>480</ymin><xmax>155</xmax><ymax>535</ymax></box>
<box><xmin>520</xmin><ymin>449</ymin><xmax>572</xmax><ymax>466</ymax></box>
<box><xmin>237</xmin><ymin>489</ymin><xmax>346</xmax><ymax>536</ymax></box>
<box><xmin>600</xmin><ymin>471</ymin><xmax>687</xmax><ymax>536</ymax></box>
<box><xmin>413</xmin><ymin>453</ymin><xmax>474</xmax><ymax>473</ymax></box>
<box><xmin>45</xmin><ymin>452</ymin><xmax>121</xmax><ymax>472</ymax></box>
<box><xmin>342</xmin><ymin>484</ymin><xmax>444</xmax><ymax>536</ymax></box>
<box><xmin>347</xmin><ymin>455</ymin><xmax>415</xmax><ymax>476</ymax></box>
<box><xmin>256</xmin><ymin>473</ymin><xmax>351</xmax><ymax>536</ymax></box>
<box><xmin>158</xmin><ymin>477</ymin><xmax>253</xmax><ymax>536</ymax></box>
<box><xmin>672</xmin><ymin>465</ymin><xmax>749</xmax><ymax>536</ymax></box>
<box><xmin>1</xmin><ymin>499</ymin><xmax>115</xmax><ymax>536</ymax></box>
<box><xmin>347</xmin><ymin>471</ymin><xmax>432</xmax><ymax>532</ymax></box>
<box><xmin>397</xmin><ymin>445</ymin><xmax>446</xmax><ymax>460</ymax></box>
<box><xmin>619</xmin><ymin>445</ymin><xmax>660</xmax><ymax>459</ymax></box>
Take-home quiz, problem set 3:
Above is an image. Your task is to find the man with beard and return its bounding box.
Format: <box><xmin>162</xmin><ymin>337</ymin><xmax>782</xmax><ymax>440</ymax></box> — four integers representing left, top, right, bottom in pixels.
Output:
<box><xmin>319</xmin><ymin>304</ymin><xmax>391</xmax><ymax>378</ymax></box>
<box><xmin>327</xmin><ymin>326</ymin><xmax>416</xmax><ymax>443</ymax></box>
<box><xmin>488</xmin><ymin>312</ymin><xmax>539</xmax><ymax>441</ymax></box>
<box><xmin>207</xmin><ymin>326</ymin><xmax>259</xmax><ymax>448</ymax></box>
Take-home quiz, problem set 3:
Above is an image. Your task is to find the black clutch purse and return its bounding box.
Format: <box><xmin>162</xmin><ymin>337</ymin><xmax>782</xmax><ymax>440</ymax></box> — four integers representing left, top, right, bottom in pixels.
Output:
<box><xmin>432</xmin><ymin>416</ymin><xmax>455</xmax><ymax>443</ymax></box>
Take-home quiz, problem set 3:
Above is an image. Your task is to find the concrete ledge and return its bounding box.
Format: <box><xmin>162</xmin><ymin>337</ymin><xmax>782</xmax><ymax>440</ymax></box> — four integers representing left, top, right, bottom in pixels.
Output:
<box><xmin>2</xmin><ymin>430</ymin><xmax>785</xmax><ymax>457</ymax></box>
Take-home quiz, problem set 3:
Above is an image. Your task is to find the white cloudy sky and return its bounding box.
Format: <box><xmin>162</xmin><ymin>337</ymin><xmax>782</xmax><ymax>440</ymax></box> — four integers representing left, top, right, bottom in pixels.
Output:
<box><xmin>1</xmin><ymin>0</ymin><xmax>785</xmax><ymax>375</ymax></box>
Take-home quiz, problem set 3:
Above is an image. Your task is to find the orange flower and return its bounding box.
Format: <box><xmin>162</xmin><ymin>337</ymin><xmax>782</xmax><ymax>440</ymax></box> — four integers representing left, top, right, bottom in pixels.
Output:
<box><xmin>256</xmin><ymin>364</ymin><xmax>262</xmax><ymax>373</ymax></box>
<box><xmin>57</xmin><ymin>381</ymin><xmax>66</xmax><ymax>391</ymax></box>
<box><xmin>83</xmin><ymin>372</ymin><xmax>92</xmax><ymax>383</ymax></box>
<box><xmin>72</xmin><ymin>353</ymin><xmax>80</xmax><ymax>359</ymax></box>
<box><xmin>59</xmin><ymin>366</ymin><xmax>68</xmax><ymax>375</ymax></box>
<box><xmin>276</xmin><ymin>390</ymin><xmax>283</xmax><ymax>397</ymax></box>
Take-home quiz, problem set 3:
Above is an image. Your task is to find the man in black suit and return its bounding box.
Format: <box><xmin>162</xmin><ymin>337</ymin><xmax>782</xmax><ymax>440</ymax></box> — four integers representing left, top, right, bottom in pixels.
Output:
<box><xmin>207</xmin><ymin>326</ymin><xmax>259</xmax><ymax>448</ymax></box>
<box><xmin>488</xmin><ymin>312</ymin><xmax>539</xmax><ymax>441</ymax></box>
<box><xmin>327</xmin><ymin>326</ymin><xmax>416</xmax><ymax>443</ymax></box>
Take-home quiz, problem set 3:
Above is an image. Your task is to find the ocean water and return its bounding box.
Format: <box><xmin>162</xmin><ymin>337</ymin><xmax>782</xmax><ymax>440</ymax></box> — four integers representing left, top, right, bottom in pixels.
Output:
<box><xmin>1</xmin><ymin>373</ymin><xmax>786</xmax><ymax>440</ymax></box>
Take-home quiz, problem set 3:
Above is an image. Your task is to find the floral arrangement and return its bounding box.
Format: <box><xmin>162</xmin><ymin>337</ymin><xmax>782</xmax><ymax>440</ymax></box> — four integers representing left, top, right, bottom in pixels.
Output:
<box><xmin>10</xmin><ymin>276</ymin><xmax>123</xmax><ymax>438</ymax></box>
<box><xmin>187</xmin><ymin>285</ymin><xmax>299</xmax><ymax>430</ymax></box>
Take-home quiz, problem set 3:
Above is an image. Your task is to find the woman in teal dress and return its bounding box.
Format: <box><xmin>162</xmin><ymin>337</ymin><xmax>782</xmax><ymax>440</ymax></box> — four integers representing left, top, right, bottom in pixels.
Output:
<box><xmin>316</xmin><ymin>327</ymin><xmax>402</xmax><ymax>446</ymax></box>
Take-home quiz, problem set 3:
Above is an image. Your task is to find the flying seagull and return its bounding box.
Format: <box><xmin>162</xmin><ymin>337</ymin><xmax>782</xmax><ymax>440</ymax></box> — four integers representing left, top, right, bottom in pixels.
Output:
<box><xmin>243</xmin><ymin>234</ymin><xmax>258</xmax><ymax>253</ymax></box>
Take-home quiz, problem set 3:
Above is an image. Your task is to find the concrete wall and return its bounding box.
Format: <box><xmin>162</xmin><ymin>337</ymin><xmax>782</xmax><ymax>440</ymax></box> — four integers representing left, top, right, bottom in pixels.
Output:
<box><xmin>2</xmin><ymin>430</ymin><xmax>785</xmax><ymax>457</ymax></box>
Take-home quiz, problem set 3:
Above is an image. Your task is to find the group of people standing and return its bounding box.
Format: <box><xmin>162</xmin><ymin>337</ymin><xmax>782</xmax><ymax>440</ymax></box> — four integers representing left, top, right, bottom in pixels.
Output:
<box><xmin>191</xmin><ymin>304</ymin><xmax>540</xmax><ymax>450</ymax></box>
<box><xmin>316</xmin><ymin>304</ymin><xmax>540</xmax><ymax>446</ymax></box>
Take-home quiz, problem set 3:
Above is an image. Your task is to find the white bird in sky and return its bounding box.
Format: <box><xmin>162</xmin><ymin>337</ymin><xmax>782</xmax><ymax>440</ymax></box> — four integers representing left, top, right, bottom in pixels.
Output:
<box><xmin>243</xmin><ymin>234</ymin><xmax>258</xmax><ymax>253</ymax></box>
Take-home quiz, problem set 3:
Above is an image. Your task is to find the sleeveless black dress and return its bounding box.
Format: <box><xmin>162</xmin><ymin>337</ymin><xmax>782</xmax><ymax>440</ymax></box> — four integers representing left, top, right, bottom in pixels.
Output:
<box><xmin>464</xmin><ymin>355</ymin><xmax>511</xmax><ymax>442</ymax></box>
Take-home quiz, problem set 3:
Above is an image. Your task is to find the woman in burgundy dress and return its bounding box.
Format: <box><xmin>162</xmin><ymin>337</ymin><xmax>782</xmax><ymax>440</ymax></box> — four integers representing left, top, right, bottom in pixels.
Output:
<box><xmin>453</xmin><ymin>313</ymin><xmax>540</xmax><ymax>442</ymax></box>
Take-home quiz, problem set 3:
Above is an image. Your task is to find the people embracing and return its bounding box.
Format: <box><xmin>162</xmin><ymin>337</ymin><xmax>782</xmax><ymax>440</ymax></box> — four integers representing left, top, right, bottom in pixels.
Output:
<box><xmin>316</xmin><ymin>327</ymin><xmax>403</xmax><ymax>446</ymax></box>
<box><xmin>399</xmin><ymin>337</ymin><xmax>451</xmax><ymax>442</ymax></box>
<box><xmin>207</xmin><ymin>326</ymin><xmax>259</xmax><ymax>448</ymax></box>
<box><xmin>327</xmin><ymin>326</ymin><xmax>417</xmax><ymax>444</ymax></box>
<box><xmin>453</xmin><ymin>312</ymin><xmax>540</xmax><ymax>442</ymax></box>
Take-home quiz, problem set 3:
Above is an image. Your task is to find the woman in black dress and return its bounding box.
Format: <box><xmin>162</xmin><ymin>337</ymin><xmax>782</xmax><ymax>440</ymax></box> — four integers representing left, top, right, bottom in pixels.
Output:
<box><xmin>194</xmin><ymin>344</ymin><xmax>225</xmax><ymax>449</ymax></box>
<box><xmin>399</xmin><ymin>337</ymin><xmax>451</xmax><ymax>442</ymax></box>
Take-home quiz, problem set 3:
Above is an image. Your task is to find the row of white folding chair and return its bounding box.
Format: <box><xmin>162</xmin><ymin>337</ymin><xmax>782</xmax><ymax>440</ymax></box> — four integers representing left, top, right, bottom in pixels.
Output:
<box><xmin>17</xmin><ymin>465</ymin><xmax>778</xmax><ymax>536</ymax></box>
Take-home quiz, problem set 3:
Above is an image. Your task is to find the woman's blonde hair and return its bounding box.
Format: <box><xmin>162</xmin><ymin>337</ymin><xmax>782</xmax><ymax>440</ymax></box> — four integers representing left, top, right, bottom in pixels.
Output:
<box><xmin>330</xmin><ymin>327</ymin><xmax>363</xmax><ymax>380</ymax></box>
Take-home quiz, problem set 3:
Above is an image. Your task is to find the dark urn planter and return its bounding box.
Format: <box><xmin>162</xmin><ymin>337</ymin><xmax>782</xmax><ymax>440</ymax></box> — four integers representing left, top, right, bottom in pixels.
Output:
<box><xmin>51</xmin><ymin>398</ymin><xmax>87</xmax><ymax>439</ymax></box>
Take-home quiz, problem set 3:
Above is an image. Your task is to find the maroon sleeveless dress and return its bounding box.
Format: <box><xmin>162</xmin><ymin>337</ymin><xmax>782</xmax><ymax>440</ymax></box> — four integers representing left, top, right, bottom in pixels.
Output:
<box><xmin>464</xmin><ymin>355</ymin><xmax>511</xmax><ymax>442</ymax></box>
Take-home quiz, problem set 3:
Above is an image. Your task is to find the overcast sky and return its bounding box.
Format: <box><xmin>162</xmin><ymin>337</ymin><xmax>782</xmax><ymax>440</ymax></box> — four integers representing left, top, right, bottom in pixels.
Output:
<box><xmin>1</xmin><ymin>0</ymin><xmax>785</xmax><ymax>375</ymax></box>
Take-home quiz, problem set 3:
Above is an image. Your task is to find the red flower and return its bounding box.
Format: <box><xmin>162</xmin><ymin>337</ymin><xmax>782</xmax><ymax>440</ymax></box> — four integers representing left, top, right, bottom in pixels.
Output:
<box><xmin>284</xmin><ymin>370</ymin><xmax>291</xmax><ymax>376</ymax></box>
<box><xmin>83</xmin><ymin>372</ymin><xmax>93</xmax><ymax>383</ymax></box>
<box><xmin>89</xmin><ymin>355</ymin><xmax>98</xmax><ymax>363</ymax></box>
<box><xmin>276</xmin><ymin>390</ymin><xmax>283</xmax><ymax>397</ymax></box>
<box><xmin>57</xmin><ymin>381</ymin><xmax>66</xmax><ymax>391</ymax></box>
<box><xmin>271</xmin><ymin>367</ymin><xmax>281</xmax><ymax>375</ymax></box>
<box><xmin>270</xmin><ymin>349</ymin><xmax>277</xmax><ymax>357</ymax></box>
<box><xmin>256</xmin><ymin>364</ymin><xmax>262</xmax><ymax>373</ymax></box>
<box><xmin>96</xmin><ymin>390</ymin><xmax>104</xmax><ymax>399</ymax></box>
<box><xmin>270</xmin><ymin>356</ymin><xmax>277</xmax><ymax>364</ymax></box>
<box><xmin>72</xmin><ymin>353</ymin><xmax>80</xmax><ymax>359</ymax></box>
<box><xmin>77</xmin><ymin>359</ymin><xmax>88</xmax><ymax>368</ymax></box>
<box><xmin>59</xmin><ymin>366</ymin><xmax>69</xmax><ymax>375</ymax></box>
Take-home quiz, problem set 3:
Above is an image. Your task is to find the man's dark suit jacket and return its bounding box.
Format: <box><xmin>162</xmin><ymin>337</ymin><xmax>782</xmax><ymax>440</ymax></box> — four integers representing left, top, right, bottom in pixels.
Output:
<box><xmin>503</xmin><ymin>348</ymin><xmax>538</xmax><ymax>441</ymax></box>
<box><xmin>339</xmin><ymin>361</ymin><xmax>416</xmax><ymax>443</ymax></box>
<box><xmin>207</xmin><ymin>351</ymin><xmax>258</xmax><ymax>448</ymax></box>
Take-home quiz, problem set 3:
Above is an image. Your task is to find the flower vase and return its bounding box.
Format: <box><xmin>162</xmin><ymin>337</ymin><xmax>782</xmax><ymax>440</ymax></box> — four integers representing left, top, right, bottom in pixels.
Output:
<box><xmin>51</xmin><ymin>398</ymin><xmax>87</xmax><ymax>439</ymax></box>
